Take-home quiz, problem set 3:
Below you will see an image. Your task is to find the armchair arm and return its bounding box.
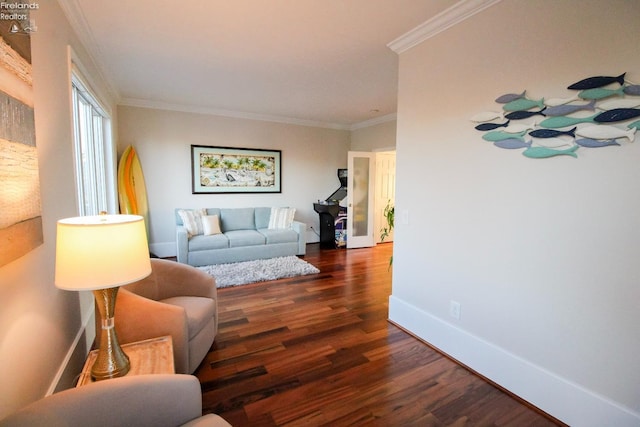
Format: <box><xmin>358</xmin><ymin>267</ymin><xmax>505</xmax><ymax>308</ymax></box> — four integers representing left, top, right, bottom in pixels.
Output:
<box><xmin>176</xmin><ymin>226</ymin><xmax>189</xmax><ymax>264</ymax></box>
<box><xmin>151</xmin><ymin>259</ymin><xmax>217</xmax><ymax>300</ymax></box>
<box><xmin>115</xmin><ymin>289</ymin><xmax>190</xmax><ymax>374</ymax></box>
<box><xmin>0</xmin><ymin>375</ymin><xmax>206</xmax><ymax>427</ymax></box>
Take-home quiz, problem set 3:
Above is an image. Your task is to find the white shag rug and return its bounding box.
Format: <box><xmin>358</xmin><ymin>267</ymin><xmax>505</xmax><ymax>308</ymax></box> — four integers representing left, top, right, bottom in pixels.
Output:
<box><xmin>198</xmin><ymin>256</ymin><xmax>320</xmax><ymax>288</ymax></box>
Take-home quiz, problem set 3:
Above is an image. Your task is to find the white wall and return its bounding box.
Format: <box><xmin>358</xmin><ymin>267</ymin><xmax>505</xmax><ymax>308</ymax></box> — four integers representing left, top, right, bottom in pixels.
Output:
<box><xmin>351</xmin><ymin>119</ymin><xmax>396</xmax><ymax>151</ymax></box>
<box><xmin>0</xmin><ymin>1</ymin><xmax>118</xmax><ymax>418</ymax></box>
<box><xmin>117</xmin><ymin>105</ymin><xmax>350</xmax><ymax>256</ymax></box>
<box><xmin>390</xmin><ymin>1</ymin><xmax>640</xmax><ymax>425</ymax></box>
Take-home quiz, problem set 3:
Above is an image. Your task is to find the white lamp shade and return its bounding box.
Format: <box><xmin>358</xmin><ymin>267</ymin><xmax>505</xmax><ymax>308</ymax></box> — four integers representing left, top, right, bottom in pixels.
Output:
<box><xmin>55</xmin><ymin>214</ymin><xmax>151</xmax><ymax>291</ymax></box>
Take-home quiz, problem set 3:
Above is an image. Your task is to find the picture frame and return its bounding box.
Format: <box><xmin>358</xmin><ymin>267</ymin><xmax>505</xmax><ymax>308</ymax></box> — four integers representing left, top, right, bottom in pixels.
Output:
<box><xmin>191</xmin><ymin>145</ymin><xmax>282</xmax><ymax>194</ymax></box>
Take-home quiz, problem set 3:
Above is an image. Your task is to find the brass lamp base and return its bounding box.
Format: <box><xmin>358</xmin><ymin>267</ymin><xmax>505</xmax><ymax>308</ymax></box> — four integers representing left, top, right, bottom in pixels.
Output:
<box><xmin>92</xmin><ymin>287</ymin><xmax>130</xmax><ymax>380</ymax></box>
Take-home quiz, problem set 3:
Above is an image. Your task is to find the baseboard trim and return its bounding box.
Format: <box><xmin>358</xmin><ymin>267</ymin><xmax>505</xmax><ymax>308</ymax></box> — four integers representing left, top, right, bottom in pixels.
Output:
<box><xmin>149</xmin><ymin>242</ymin><xmax>176</xmax><ymax>258</ymax></box>
<box><xmin>46</xmin><ymin>309</ymin><xmax>95</xmax><ymax>395</ymax></box>
<box><xmin>388</xmin><ymin>295</ymin><xmax>640</xmax><ymax>427</ymax></box>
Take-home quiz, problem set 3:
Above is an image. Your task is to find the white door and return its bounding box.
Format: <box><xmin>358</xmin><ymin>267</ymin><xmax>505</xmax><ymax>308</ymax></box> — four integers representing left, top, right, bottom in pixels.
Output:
<box><xmin>375</xmin><ymin>151</ymin><xmax>396</xmax><ymax>243</ymax></box>
<box><xmin>347</xmin><ymin>151</ymin><xmax>376</xmax><ymax>248</ymax></box>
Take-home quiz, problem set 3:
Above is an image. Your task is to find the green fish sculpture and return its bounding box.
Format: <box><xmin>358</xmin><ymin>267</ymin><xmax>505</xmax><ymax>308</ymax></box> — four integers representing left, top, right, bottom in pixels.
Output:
<box><xmin>522</xmin><ymin>145</ymin><xmax>579</xmax><ymax>159</ymax></box>
<box><xmin>503</xmin><ymin>97</ymin><xmax>545</xmax><ymax>112</ymax></box>
<box><xmin>482</xmin><ymin>130</ymin><xmax>526</xmax><ymax>142</ymax></box>
<box><xmin>628</xmin><ymin>120</ymin><xmax>640</xmax><ymax>131</ymax></box>
<box><xmin>539</xmin><ymin>114</ymin><xmax>597</xmax><ymax>129</ymax></box>
<box><xmin>579</xmin><ymin>86</ymin><xmax>625</xmax><ymax>100</ymax></box>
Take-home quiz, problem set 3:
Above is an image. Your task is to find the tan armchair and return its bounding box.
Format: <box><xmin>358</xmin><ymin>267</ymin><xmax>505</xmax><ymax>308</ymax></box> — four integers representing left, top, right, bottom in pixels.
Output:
<box><xmin>115</xmin><ymin>259</ymin><xmax>218</xmax><ymax>374</ymax></box>
<box><xmin>0</xmin><ymin>375</ymin><xmax>231</xmax><ymax>427</ymax></box>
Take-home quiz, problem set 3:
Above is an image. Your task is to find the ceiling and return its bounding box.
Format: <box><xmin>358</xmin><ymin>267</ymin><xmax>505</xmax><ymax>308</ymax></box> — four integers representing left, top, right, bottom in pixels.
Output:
<box><xmin>60</xmin><ymin>0</ymin><xmax>459</xmax><ymax>129</ymax></box>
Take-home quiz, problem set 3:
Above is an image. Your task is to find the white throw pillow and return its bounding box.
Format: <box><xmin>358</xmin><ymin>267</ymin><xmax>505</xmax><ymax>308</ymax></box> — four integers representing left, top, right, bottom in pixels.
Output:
<box><xmin>268</xmin><ymin>207</ymin><xmax>296</xmax><ymax>229</ymax></box>
<box><xmin>202</xmin><ymin>215</ymin><xmax>222</xmax><ymax>235</ymax></box>
<box><xmin>178</xmin><ymin>208</ymin><xmax>207</xmax><ymax>237</ymax></box>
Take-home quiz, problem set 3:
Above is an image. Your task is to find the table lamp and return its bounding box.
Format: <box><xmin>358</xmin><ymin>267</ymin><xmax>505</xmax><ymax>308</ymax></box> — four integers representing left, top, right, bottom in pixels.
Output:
<box><xmin>55</xmin><ymin>214</ymin><xmax>151</xmax><ymax>381</ymax></box>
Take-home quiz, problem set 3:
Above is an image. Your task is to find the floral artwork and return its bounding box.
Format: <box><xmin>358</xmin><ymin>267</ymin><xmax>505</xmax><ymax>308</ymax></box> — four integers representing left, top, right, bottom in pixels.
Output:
<box><xmin>191</xmin><ymin>145</ymin><xmax>281</xmax><ymax>193</ymax></box>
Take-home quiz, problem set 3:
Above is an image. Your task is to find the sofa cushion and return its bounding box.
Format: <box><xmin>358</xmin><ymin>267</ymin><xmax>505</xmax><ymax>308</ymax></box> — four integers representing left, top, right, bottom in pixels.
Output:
<box><xmin>225</xmin><ymin>229</ymin><xmax>265</xmax><ymax>247</ymax></box>
<box><xmin>254</xmin><ymin>207</ymin><xmax>271</xmax><ymax>229</ymax></box>
<box><xmin>188</xmin><ymin>234</ymin><xmax>229</xmax><ymax>251</ymax></box>
<box><xmin>161</xmin><ymin>296</ymin><xmax>216</xmax><ymax>340</ymax></box>
<box><xmin>220</xmin><ymin>208</ymin><xmax>255</xmax><ymax>231</ymax></box>
<box><xmin>258</xmin><ymin>228</ymin><xmax>298</xmax><ymax>244</ymax></box>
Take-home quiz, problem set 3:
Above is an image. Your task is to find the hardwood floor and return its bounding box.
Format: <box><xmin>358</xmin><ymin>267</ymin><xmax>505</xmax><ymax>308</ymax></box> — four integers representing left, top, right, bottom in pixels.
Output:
<box><xmin>195</xmin><ymin>243</ymin><xmax>563</xmax><ymax>426</ymax></box>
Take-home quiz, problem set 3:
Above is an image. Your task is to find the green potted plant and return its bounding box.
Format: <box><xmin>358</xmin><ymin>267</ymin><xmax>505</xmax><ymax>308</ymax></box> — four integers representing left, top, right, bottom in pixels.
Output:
<box><xmin>380</xmin><ymin>200</ymin><xmax>394</xmax><ymax>269</ymax></box>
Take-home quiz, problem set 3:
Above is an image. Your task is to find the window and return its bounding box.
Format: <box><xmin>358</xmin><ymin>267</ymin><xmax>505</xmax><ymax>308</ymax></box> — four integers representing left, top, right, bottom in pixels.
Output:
<box><xmin>70</xmin><ymin>70</ymin><xmax>115</xmax><ymax>216</ymax></box>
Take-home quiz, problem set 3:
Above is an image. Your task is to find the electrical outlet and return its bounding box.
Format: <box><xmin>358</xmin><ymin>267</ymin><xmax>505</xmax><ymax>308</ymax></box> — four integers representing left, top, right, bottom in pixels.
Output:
<box><xmin>401</xmin><ymin>209</ymin><xmax>409</xmax><ymax>225</ymax></box>
<box><xmin>450</xmin><ymin>300</ymin><xmax>461</xmax><ymax>320</ymax></box>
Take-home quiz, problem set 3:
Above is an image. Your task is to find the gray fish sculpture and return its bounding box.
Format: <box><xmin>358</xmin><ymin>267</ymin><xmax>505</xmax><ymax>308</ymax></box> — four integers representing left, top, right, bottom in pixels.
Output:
<box><xmin>544</xmin><ymin>100</ymin><xmax>596</xmax><ymax>117</ymax></box>
<box><xmin>523</xmin><ymin>145</ymin><xmax>579</xmax><ymax>159</ymax></box>
<box><xmin>495</xmin><ymin>90</ymin><xmax>526</xmax><ymax>104</ymax></box>
<box><xmin>475</xmin><ymin>120</ymin><xmax>510</xmax><ymax>131</ymax></box>
<box><xmin>529</xmin><ymin>127</ymin><xmax>577</xmax><ymax>139</ymax></box>
<box><xmin>623</xmin><ymin>85</ymin><xmax>640</xmax><ymax>96</ymax></box>
<box><xmin>567</xmin><ymin>73</ymin><xmax>626</xmax><ymax>90</ymax></box>
<box><xmin>575</xmin><ymin>138</ymin><xmax>620</xmax><ymax>148</ymax></box>
<box><xmin>494</xmin><ymin>139</ymin><xmax>532</xmax><ymax>149</ymax></box>
<box><xmin>593</xmin><ymin>108</ymin><xmax>640</xmax><ymax>123</ymax></box>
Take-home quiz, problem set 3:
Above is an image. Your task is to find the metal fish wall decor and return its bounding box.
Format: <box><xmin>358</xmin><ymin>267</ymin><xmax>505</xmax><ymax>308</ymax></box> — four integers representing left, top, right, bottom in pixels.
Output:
<box><xmin>567</xmin><ymin>73</ymin><xmax>626</xmax><ymax>90</ymax></box>
<box><xmin>472</xmin><ymin>72</ymin><xmax>639</xmax><ymax>159</ymax></box>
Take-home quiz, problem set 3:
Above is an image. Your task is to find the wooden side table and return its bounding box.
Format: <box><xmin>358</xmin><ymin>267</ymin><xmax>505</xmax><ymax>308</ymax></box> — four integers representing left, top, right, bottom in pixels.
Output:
<box><xmin>77</xmin><ymin>335</ymin><xmax>174</xmax><ymax>387</ymax></box>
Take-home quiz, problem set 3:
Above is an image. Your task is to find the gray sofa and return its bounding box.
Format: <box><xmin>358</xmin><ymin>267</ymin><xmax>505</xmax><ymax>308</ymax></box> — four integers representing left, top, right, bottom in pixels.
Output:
<box><xmin>176</xmin><ymin>207</ymin><xmax>306</xmax><ymax>267</ymax></box>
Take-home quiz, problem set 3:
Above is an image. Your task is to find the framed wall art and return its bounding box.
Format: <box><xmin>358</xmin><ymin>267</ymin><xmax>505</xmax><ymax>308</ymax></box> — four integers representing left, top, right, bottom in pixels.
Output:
<box><xmin>191</xmin><ymin>145</ymin><xmax>282</xmax><ymax>194</ymax></box>
<box><xmin>0</xmin><ymin>24</ymin><xmax>43</xmax><ymax>267</ymax></box>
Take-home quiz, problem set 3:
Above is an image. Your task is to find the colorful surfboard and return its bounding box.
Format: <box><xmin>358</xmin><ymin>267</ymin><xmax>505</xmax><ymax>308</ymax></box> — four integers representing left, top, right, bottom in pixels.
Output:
<box><xmin>117</xmin><ymin>145</ymin><xmax>150</xmax><ymax>238</ymax></box>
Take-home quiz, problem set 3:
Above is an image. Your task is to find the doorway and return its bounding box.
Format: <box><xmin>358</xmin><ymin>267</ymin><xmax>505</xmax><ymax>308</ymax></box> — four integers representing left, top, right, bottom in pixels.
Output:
<box><xmin>374</xmin><ymin>151</ymin><xmax>396</xmax><ymax>243</ymax></box>
<box><xmin>344</xmin><ymin>150</ymin><xmax>396</xmax><ymax>248</ymax></box>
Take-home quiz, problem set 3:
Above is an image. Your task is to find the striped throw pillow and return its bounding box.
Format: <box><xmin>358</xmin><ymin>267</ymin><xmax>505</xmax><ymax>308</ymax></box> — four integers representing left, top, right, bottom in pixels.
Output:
<box><xmin>268</xmin><ymin>207</ymin><xmax>296</xmax><ymax>229</ymax></box>
<box><xmin>178</xmin><ymin>208</ymin><xmax>207</xmax><ymax>237</ymax></box>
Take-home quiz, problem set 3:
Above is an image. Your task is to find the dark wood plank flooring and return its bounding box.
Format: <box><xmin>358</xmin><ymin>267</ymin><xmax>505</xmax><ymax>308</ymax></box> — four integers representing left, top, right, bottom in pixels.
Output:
<box><xmin>195</xmin><ymin>243</ymin><xmax>563</xmax><ymax>426</ymax></box>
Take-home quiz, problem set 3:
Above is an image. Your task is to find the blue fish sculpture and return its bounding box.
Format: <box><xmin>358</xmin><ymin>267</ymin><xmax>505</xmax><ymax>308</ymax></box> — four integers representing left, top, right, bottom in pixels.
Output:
<box><xmin>623</xmin><ymin>85</ymin><xmax>640</xmax><ymax>96</ymax></box>
<box><xmin>628</xmin><ymin>120</ymin><xmax>640</xmax><ymax>131</ymax></box>
<box><xmin>544</xmin><ymin>100</ymin><xmax>596</xmax><ymax>117</ymax></box>
<box><xmin>503</xmin><ymin>98</ymin><xmax>545</xmax><ymax>112</ymax></box>
<box><xmin>523</xmin><ymin>145</ymin><xmax>579</xmax><ymax>159</ymax></box>
<box><xmin>495</xmin><ymin>90</ymin><xmax>526</xmax><ymax>104</ymax></box>
<box><xmin>529</xmin><ymin>127</ymin><xmax>577</xmax><ymax>139</ymax></box>
<box><xmin>593</xmin><ymin>108</ymin><xmax>640</xmax><ymax>123</ymax></box>
<box><xmin>579</xmin><ymin>86</ymin><xmax>625</xmax><ymax>100</ymax></box>
<box><xmin>539</xmin><ymin>114</ymin><xmax>596</xmax><ymax>129</ymax></box>
<box><xmin>504</xmin><ymin>108</ymin><xmax>546</xmax><ymax>120</ymax></box>
<box><xmin>475</xmin><ymin>120</ymin><xmax>510</xmax><ymax>131</ymax></box>
<box><xmin>575</xmin><ymin>138</ymin><xmax>620</xmax><ymax>148</ymax></box>
<box><xmin>482</xmin><ymin>130</ymin><xmax>526</xmax><ymax>142</ymax></box>
<box><xmin>567</xmin><ymin>73</ymin><xmax>626</xmax><ymax>90</ymax></box>
<box><xmin>494</xmin><ymin>139</ymin><xmax>532</xmax><ymax>149</ymax></box>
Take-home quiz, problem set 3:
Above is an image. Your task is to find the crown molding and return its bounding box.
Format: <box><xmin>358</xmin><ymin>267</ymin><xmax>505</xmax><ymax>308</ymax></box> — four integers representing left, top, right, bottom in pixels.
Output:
<box><xmin>119</xmin><ymin>98</ymin><xmax>355</xmax><ymax>130</ymax></box>
<box><xmin>349</xmin><ymin>113</ymin><xmax>397</xmax><ymax>131</ymax></box>
<box><xmin>388</xmin><ymin>0</ymin><xmax>502</xmax><ymax>54</ymax></box>
<box><xmin>56</xmin><ymin>0</ymin><xmax>120</xmax><ymax>102</ymax></box>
